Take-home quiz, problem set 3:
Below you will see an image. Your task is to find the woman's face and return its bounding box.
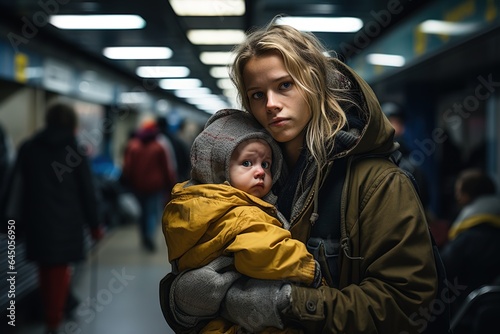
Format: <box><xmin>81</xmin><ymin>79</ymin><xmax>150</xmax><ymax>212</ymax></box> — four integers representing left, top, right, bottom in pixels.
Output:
<box><xmin>243</xmin><ymin>53</ymin><xmax>311</xmax><ymax>154</ymax></box>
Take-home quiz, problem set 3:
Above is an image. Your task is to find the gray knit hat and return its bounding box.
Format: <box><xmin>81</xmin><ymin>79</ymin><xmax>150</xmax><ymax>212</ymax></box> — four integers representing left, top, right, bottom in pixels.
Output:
<box><xmin>190</xmin><ymin>109</ymin><xmax>282</xmax><ymax>187</ymax></box>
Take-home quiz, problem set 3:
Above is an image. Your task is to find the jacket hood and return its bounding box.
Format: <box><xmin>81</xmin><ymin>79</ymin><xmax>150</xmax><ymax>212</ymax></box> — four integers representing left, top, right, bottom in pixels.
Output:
<box><xmin>285</xmin><ymin>58</ymin><xmax>398</xmax><ymax>227</ymax></box>
<box><xmin>330</xmin><ymin>58</ymin><xmax>397</xmax><ymax>159</ymax></box>
<box><xmin>190</xmin><ymin>108</ymin><xmax>283</xmax><ymax>187</ymax></box>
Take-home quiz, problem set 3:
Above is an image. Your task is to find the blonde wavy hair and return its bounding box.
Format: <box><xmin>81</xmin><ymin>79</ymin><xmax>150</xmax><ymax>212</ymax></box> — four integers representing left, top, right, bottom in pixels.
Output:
<box><xmin>230</xmin><ymin>20</ymin><xmax>355</xmax><ymax>171</ymax></box>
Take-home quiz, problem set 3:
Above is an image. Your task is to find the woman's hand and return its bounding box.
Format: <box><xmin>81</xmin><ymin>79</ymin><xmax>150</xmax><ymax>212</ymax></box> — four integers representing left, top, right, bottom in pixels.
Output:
<box><xmin>172</xmin><ymin>256</ymin><xmax>241</xmax><ymax>317</ymax></box>
<box><xmin>221</xmin><ymin>277</ymin><xmax>292</xmax><ymax>332</ymax></box>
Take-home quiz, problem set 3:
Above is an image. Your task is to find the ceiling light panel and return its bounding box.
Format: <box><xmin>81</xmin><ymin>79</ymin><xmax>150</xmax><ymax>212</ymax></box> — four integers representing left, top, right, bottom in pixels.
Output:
<box><xmin>187</xmin><ymin>29</ymin><xmax>246</xmax><ymax>45</ymax></box>
<box><xmin>159</xmin><ymin>78</ymin><xmax>202</xmax><ymax>90</ymax></box>
<box><xmin>136</xmin><ymin>66</ymin><xmax>190</xmax><ymax>78</ymax></box>
<box><xmin>200</xmin><ymin>52</ymin><xmax>235</xmax><ymax>65</ymax></box>
<box><xmin>210</xmin><ymin>66</ymin><xmax>230</xmax><ymax>78</ymax></box>
<box><xmin>276</xmin><ymin>16</ymin><xmax>363</xmax><ymax>33</ymax></box>
<box><xmin>50</xmin><ymin>15</ymin><xmax>146</xmax><ymax>30</ymax></box>
<box><xmin>174</xmin><ymin>88</ymin><xmax>212</xmax><ymax>98</ymax></box>
<box><xmin>216</xmin><ymin>78</ymin><xmax>233</xmax><ymax>90</ymax></box>
<box><xmin>366</xmin><ymin>53</ymin><xmax>406</xmax><ymax>67</ymax></box>
<box><xmin>103</xmin><ymin>47</ymin><xmax>172</xmax><ymax>60</ymax></box>
<box><xmin>169</xmin><ymin>0</ymin><xmax>245</xmax><ymax>16</ymax></box>
<box><xmin>419</xmin><ymin>20</ymin><xmax>479</xmax><ymax>35</ymax></box>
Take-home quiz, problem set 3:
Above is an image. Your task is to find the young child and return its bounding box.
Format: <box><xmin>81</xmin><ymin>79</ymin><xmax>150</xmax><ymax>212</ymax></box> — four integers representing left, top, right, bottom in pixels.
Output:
<box><xmin>162</xmin><ymin>108</ymin><xmax>321</xmax><ymax>333</ymax></box>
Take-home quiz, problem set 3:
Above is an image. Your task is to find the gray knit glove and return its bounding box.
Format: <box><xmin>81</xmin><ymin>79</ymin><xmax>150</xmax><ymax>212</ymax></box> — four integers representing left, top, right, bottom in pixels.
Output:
<box><xmin>221</xmin><ymin>277</ymin><xmax>292</xmax><ymax>333</ymax></box>
<box><xmin>172</xmin><ymin>256</ymin><xmax>241</xmax><ymax>322</ymax></box>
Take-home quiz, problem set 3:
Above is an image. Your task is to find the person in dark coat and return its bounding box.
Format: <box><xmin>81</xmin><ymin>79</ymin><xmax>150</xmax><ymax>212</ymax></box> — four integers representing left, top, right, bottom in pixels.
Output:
<box><xmin>7</xmin><ymin>101</ymin><xmax>103</xmax><ymax>334</ymax></box>
<box><xmin>440</xmin><ymin>168</ymin><xmax>500</xmax><ymax>317</ymax></box>
<box><xmin>156</xmin><ymin>116</ymin><xmax>191</xmax><ymax>182</ymax></box>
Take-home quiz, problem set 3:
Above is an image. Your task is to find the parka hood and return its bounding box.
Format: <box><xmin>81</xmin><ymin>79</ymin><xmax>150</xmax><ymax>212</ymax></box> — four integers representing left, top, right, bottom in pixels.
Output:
<box><xmin>284</xmin><ymin>58</ymin><xmax>399</xmax><ymax>228</ymax></box>
<box><xmin>190</xmin><ymin>108</ymin><xmax>283</xmax><ymax>188</ymax></box>
<box><xmin>330</xmin><ymin>58</ymin><xmax>397</xmax><ymax>159</ymax></box>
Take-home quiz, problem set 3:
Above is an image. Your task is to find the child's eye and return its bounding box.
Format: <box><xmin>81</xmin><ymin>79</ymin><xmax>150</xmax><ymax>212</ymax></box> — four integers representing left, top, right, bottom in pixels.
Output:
<box><xmin>242</xmin><ymin>161</ymin><xmax>252</xmax><ymax>167</ymax></box>
<box><xmin>262</xmin><ymin>161</ymin><xmax>270</xmax><ymax>169</ymax></box>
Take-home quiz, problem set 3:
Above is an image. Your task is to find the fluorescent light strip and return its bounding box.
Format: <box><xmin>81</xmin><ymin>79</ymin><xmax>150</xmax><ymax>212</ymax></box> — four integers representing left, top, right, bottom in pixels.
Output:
<box><xmin>136</xmin><ymin>66</ymin><xmax>190</xmax><ymax>78</ymax></box>
<box><xmin>366</xmin><ymin>53</ymin><xmax>406</xmax><ymax>67</ymax></box>
<box><xmin>103</xmin><ymin>47</ymin><xmax>172</xmax><ymax>60</ymax></box>
<box><xmin>210</xmin><ymin>66</ymin><xmax>230</xmax><ymax>78</ymax></box>
<box><xmin>200</xmin><ymin>52</ymin><xmax>235</xmax><ymax>65</ymax></box>
<box><xmin>160</xmin><ymin>78</ymin><xmax>202</xmax><ymax>90</ymax></box>
<box><xmin>50</xmin><ymin>15</ymin><xmax>146</xmax><ymax>30</ymax></box>
<box><xmin>217</xmin><ymin>78</ymin><xmax>233</xmax><ymax>90</ymax></box>
<box><xmin>174</xmin><ymin>88</ymin><xmax>212</xmax><ymax>98</ymax></box>
<box><xmin>419</xmin><ymin>20</ymin><xmax>479</xmax><ymax>35</ymax></box>
<box><xmin>169</xmin><ymin>0</ymin><xmax>245</xmax><ymax>16</ymax></box>
<box><xmin>276</xmin><ymin>16</ymin><xmax>363</xmax><ymax>33</ymax></box>
<box><xmin>187</xmin><ymin>29</ymin><xmax>246</xmax><ymax>45</ymax></box>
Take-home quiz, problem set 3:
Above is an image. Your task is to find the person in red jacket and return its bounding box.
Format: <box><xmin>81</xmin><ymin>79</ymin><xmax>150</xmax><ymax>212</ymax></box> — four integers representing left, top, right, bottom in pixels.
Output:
<box><xmin>122</xmin><ymin>118</ymin><xmax>176</xmax><ymax>252</ymax></box>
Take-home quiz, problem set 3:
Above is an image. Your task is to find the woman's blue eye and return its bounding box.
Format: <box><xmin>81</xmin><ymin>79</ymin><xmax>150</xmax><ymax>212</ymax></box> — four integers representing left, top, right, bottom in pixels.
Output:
<box><xmin>281</xmin><ymin>82</ymin><xmax>292</xmax><ymax>89</ymax></box>
<box><xmin>251</xmin><ymin>92</ymin><xmax>264</xmax><ymax>99</ymax></box>
<box><xmin>262</xmin><ymin>161</ymin><xmax>270</xmax><ymax>169</ymax></box>
<box><xmin>242</xmin><ymin>161</ymin><xmax>252</xmax><ymax>167</ymax></box>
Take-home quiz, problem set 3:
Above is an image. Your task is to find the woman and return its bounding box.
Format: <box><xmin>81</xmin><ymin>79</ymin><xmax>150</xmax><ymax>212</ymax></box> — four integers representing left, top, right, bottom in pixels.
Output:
<box><xmin>160</xmin><ymin>21</ymin><xmax>441</xmax><ymax>334</ymax></box>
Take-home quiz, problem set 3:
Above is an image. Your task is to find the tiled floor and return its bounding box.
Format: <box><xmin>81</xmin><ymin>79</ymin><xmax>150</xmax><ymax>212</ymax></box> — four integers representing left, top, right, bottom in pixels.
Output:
<box><xmin>10</xmin><ymin>223</ymin><xmax>175</xmax><ymax>334</ymax></box>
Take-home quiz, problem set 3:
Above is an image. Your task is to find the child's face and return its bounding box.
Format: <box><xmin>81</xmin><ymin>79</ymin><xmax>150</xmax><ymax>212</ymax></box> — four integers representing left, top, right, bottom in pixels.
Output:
<box><xmin>229</xmin><ymin>139</ymin><xmax>273</xmax><ymax>198</ymax></box>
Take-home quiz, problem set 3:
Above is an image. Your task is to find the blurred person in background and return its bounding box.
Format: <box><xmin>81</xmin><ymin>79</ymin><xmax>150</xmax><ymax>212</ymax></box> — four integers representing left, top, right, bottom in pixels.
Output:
<box><xmin>440</xmin><ymin>168</ymin><xmax>500</xmax><ymax>316</ymax></box>
<box><xmin>2</xmin><ymin>101</ymin><xmax>103</xmax><ymax>334</ymax></box>
<box><xmin>121</xmin><ymin>118</ymin><xmax>176</xmax><ymax>252</ymax></box>
<box><xmin>156</xmin><ymin>115</ymin><xmax>191</xmax><ymax>182</ymax></box>
<box><xmin>0</xmin><ymin>122</ymin><xmax>15</xmax><ymax>194</ymax></box>
<box><xmin>381</xmin><ymin>102</ymin><xmax>430</xmax><ymax>210</ymax></box>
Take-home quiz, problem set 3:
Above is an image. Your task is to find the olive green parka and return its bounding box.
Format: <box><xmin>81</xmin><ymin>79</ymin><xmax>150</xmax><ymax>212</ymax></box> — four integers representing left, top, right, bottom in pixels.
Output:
<box><xmin>281</xmin><ymin>59</ymin><xmax>438</xmax><ymax>334</ymax></box>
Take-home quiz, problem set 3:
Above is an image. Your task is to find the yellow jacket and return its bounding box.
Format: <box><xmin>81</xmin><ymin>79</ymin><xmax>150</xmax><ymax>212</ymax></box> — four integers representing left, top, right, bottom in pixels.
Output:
<box><xmin>162</xmin><ymin>181</ymin><xmax>316</xmax><ymax>285</ymax></box>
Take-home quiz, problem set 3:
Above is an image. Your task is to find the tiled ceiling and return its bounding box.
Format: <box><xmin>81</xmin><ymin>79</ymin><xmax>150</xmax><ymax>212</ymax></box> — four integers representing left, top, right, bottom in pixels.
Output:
<box><xmin>0</xmin><ymin>0</ymin><xmax>434</xmax><ymax>113</ymax></box>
